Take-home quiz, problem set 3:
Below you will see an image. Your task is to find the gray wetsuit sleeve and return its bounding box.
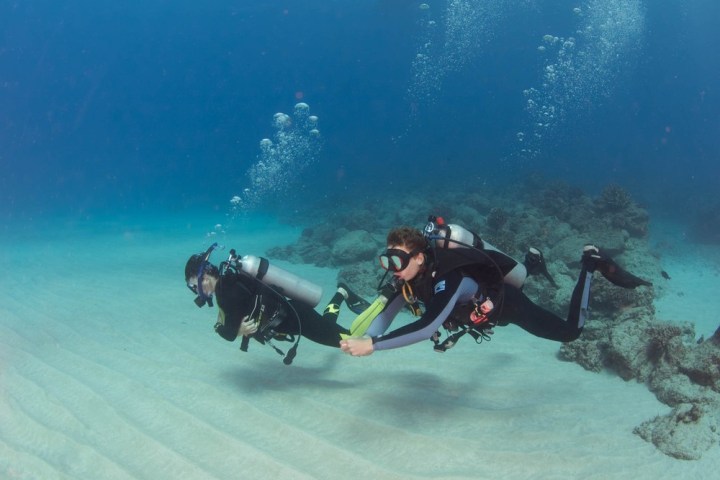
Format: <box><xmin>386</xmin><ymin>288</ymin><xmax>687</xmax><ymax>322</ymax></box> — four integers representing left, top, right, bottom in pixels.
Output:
<box><xmin>365</xmin><ymin>294</ymin><xmax>407</xmax><ymax>337</ymax></box>
<box><xmin>372</xmin><ymin>272</ymin><xmax>478</xmax><ymax>351</ymax></box>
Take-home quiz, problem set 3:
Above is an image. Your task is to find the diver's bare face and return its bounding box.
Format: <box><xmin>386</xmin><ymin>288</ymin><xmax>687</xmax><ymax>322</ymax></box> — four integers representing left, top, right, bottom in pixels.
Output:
<box><xmin>188</xmin><ymin>275</ymin><xmax>217</xmax><ymax>297</ymax></box>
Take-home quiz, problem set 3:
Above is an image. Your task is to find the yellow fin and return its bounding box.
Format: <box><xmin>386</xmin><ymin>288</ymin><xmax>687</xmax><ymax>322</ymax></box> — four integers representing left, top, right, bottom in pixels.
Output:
<box><xmin>348</xmin><ymin>296</ymin><xmax>387</xmax><ymax>336</ymax></box>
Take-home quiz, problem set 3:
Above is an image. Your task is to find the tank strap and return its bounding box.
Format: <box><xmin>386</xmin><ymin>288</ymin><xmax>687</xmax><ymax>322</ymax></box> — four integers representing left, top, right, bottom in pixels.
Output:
<box><xmin>256</xmin><ymin>257</ymin><xmax>270</xmax><ymax>281</ymax></box>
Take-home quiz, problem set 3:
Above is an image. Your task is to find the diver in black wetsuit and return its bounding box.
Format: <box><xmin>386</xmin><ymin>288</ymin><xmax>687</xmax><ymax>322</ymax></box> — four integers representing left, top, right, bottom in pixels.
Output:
<box><xmin>340</xmin><ymin>223</ymin><xmax>652</xmax><ymax>356</ymax></box>
<box><xmin>185</xmin><ymin>245</ymin><xmax>368</xmax><ymax>364</ymax></box>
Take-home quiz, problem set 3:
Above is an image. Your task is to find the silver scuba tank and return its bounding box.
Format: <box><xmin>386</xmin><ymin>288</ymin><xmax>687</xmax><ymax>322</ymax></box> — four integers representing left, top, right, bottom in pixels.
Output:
<box><xmin>434</xmin><ymin>223</ymin><xmax>527</xmax><ymax>289</ymax></box>
<box><xmin>239</xmin><ymin>255</ymin><xmax>323</xmax><ymax>307</ymax></box>
<box><xmin>434</xmin><ymin>223</ymin><xmax>480</xmax><ymax>249</ymax></box>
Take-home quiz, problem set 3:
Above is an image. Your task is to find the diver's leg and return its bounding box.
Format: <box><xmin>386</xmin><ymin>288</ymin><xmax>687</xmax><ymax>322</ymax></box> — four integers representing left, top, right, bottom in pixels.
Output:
<box><xmin>565</xmin><ymin>245</ymin><xmax>597</xmax><ymax>332</ymax></box>
<box><xmin>288</xmin><ymin>302</ymin><xmax>350</xmax><ymax>347</ymax></box>
<box><xmin>322</xmin><ymin>290</ymin><xmax>347</xmax><ymax>324</ymax></box>
<box><xmin>502</xmin><ymin>245</ymin><xmax>649</xmax><ymax>343</ymax></box>
<box><xmin>499</xmin><ymin>287</ymin><xmax>582</xmax><ymax>342</ymax></box>
<box><xmin>507</xmin><ymin>246</ymin><xmax>597</xmax><ymax>341</ymax></box>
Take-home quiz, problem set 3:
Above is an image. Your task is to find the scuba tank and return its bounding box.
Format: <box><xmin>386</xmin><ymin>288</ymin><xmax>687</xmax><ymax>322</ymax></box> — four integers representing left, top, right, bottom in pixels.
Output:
<box><xmin>235</xmin><ymin>254</ymin><xmax>323</xmax><ymax>307</ymax></box>
<box><xmin>428</xmin><ymin>220</ymin><xmax>482</xmax><ymax>250</ymax></box>
<box><xmin>424</xmin><ymin>216</ymin><xmax>528</xmax><ymax>289</ymax></box>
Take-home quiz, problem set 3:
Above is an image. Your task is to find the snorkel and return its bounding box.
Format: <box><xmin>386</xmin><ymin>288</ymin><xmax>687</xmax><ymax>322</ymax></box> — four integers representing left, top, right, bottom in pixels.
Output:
<box><xmin>191</xmin><ymin>242</ymin><xmax>219</xmax><ymax>308</ymax></box>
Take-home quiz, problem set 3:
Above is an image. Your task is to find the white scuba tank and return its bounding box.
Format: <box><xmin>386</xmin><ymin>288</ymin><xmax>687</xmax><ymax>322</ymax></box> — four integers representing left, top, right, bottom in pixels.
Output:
<box><xmin>434</xmin><ymin>223</ymin><xmax>527</xmax><ymax>289</ymax></box>
<box><xmin>239</xmin><ymin>255</ymin><xmax>323</xmax><ymax>307</ymax></box>
<box><xmin>434</xmin><ymin>223</ymin><xmax>480</xmax><ymax>249</ymax></box>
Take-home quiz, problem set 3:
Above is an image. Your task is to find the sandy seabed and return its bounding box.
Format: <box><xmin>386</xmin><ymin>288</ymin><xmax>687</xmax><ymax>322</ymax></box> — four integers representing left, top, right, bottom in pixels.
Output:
<box><xmin>1</xmin><ymin>213</ymin><xmax>718</xmax><ymax>479</ymax></box>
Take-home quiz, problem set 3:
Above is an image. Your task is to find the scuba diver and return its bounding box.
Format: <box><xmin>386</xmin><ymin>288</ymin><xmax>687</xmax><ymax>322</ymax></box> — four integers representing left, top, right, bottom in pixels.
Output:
<box><xmin>340</xmin><ymin>216</ymin><xmax>652</xmax><ymax>356</ymax></box>
<box><xmin>185</xmin><ymin>243</ymin><xmax>369</xmax><ymax>365</ymax></box>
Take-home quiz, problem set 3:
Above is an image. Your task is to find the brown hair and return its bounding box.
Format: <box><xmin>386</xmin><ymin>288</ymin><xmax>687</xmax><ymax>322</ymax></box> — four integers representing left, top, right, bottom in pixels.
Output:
<box><xmin>386</xmin><ymin>226</ymin><xmax>427</xmax><ymax>251</ymax></box>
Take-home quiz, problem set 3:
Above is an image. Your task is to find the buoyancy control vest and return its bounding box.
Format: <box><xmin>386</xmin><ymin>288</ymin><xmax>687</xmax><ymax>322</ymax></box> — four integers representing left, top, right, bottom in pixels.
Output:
<box><xmin>217</xmin><ymin>248</ymin><xmax>323</xmax><ymax>365</ymax></box>
<box><xmin>394</xmin><ymin>217</ymin><xmax>528</xmax><ymax>314</ymax></box>
<box><xmin>419</xmin><ymin>216</ymin><xmax>528</xmax><ymax>352</ymax></box>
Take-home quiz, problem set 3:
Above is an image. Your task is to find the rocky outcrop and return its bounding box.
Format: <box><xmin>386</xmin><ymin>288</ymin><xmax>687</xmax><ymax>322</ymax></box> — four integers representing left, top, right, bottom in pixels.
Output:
<box><xmin>561</xmin><ymin>320</ymin><xmax>720</xmax><ymax>460</ymax></box>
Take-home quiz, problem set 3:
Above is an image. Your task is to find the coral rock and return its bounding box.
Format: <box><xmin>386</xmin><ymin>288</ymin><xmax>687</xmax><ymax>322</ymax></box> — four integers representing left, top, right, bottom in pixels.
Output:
<box><xmin>331</xmin><ymin>230</ymin><xmax>379</xmax><ymax>264</ymax></box>
<box><xmin>633</xmin><ymin>403</ymin><xmax>720</xmax><ymax>461</ymax></box>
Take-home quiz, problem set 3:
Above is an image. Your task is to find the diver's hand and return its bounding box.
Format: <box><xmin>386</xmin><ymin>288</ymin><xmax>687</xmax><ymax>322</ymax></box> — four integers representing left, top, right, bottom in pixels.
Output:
<box><xmin>238</xmin><ymin>316</ymin><xmax>258</xmax><ymax>336</ymax></box>
<box><xmin>339</xmin><ymin>336</ymin><xmax>374</xmax><ymax>356</ymax></box>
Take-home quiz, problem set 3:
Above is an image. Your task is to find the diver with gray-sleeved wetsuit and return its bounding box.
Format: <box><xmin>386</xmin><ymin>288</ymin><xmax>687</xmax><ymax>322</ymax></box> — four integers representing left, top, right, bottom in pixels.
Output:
<box><xmin>365</xmin><ymin>222</ymin><xmax>651</xmax><ymax>353</ymax></box>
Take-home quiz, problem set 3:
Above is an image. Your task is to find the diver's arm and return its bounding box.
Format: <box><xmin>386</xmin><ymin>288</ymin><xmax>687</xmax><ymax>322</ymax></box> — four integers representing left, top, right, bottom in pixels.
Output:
<box><xmin>214</xmin><ymin>315</ymin><xmax>239</xmax><ymax>341</ymax></box>
<box><xmin>363</xmin><ymin>292</ymin><xmax>406</xmax><ymax>336</ymax></box>
<box><xmin>371</xmin><ymin>272</ymin><xmax>475</xmax><ymax>351</ymax></box>
<box><xmin>213</xmin><ymin>280</ymin><xmax>251</xmax><ymax>342</ymax></box>
<box><xmin>341</xmin><ymin>273</ymin><xmax>477</xmax><ymax>356</ymax></box>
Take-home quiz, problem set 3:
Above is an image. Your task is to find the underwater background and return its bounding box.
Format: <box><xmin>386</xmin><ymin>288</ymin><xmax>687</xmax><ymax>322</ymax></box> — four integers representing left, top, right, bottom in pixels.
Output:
<box><xmin>1</xmin><ymin>1</ymin><xmax>720</xmax><ymax>478</ymax></box>
<box><xmin>1</xmin><ymin>0</ymin><xmax>718</xmax><ymax>221</ymax></box>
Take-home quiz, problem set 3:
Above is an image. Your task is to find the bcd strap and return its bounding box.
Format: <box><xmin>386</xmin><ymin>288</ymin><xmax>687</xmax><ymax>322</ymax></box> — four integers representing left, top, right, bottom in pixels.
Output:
<box><xmin>431</xmin><ymin>324</ymin><xmax>494</xmax><ymax>353</ymax></box>
<box><xmin>405</xmin><ymin>302</ymin><xmax>423</xmax><ymax>316</ymax></box>
<box><xmin>265</xmin><ymin>335</ymin><xmax>298</xmax><ymax>365</ymax></box>
<box><xmin>227</xmin><ymin>258</ymin><xmax>302</xmax><ymax>365</ymax></box>
<box><xmin>432</xmin><ymin>329</ymin><xmax>468</xmax><ymax>352</ymax></box>
<box><xmin>240</xmin><ymin>330</ymin><xmax>297</xmax><ymax>361</ymax></box>
<box><xmin>241</xmin><ymin>315</ymin><xmax>300</xmax><ymax>366</ymax></box>
<box><xmin>401</xmin><ymin>282</ymin><xmax>423</xmax><ymax>316</ymax></box>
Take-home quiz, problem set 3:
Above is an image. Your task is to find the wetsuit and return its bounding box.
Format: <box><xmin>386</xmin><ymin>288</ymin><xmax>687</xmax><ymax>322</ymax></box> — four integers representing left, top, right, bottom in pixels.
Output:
<box><xmin>367</xmin><ymin>250</ymin><xmax>594</xmax><ymax>351</ymax></box>
<box><xmin>214</xmin><ymin>271</ymin><xmax>349</xmax><ymax>347</ymax></box>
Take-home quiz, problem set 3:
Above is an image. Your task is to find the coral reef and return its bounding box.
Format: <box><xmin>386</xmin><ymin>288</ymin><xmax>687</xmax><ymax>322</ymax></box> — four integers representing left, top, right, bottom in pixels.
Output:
<box><xmin>332</xmin><ymin>230</ymin><xmax>381</xmax><ymax>264</ymax></box>
<box><xmin>267</xmin><ymin>207</ymin><xmax>386</xmax><ymax>268</ymax></box>
<box><xmin>560</xmin><ymin>318</ymin><xmax>720</xmax><ymax>460</ymax></box>
<box><xmin>597</xmin><ymin>184</ymin><xmax>633</xmax><ymax>212</ymax></box>
<box><xmin>595</xmin><ymin>184</ymin><xmax>650</xmax><ymax>237</ymax></box>
<box><xmin>486</xmin><ymin>207</ymin><xmax>509</xmax><ymax>231</ymax></box>
<box><xmin>634</xmin><ymin>403</ymin><xmax>719</xmax><ymax>461</ymax></box>
<box><xmin>336</xmin><ymin>261</ymin><xmax>386</xmax><ymax>298</ymax></box>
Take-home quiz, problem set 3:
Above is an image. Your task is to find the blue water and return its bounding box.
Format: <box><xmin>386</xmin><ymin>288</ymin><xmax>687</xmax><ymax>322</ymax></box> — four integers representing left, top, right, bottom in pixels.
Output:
<box><xmin>1</xmin><ymin>0</ymin><xmax>718</xmax><ymax>220</ymax></box>
<box><xmin>2</xmin><ymin>3</ymin><xmax>720</xmax><ymax>475</ymax></box>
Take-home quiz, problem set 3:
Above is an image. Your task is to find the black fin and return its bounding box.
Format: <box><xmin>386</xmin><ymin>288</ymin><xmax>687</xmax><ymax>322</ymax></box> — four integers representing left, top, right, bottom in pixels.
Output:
<box><xmin>597</xmin><ymin>258</ymin><xmax>653</xmax><ymax>289</ymax></box>
<box><xmin>339</xmin><ymin>282</ymin><xmax>371</xmax><ymax>315</ymax></box>
<box><xmin>524</xmin><ymin>247</ymin><xmax>558</xmax><ymax>288</ymax></box>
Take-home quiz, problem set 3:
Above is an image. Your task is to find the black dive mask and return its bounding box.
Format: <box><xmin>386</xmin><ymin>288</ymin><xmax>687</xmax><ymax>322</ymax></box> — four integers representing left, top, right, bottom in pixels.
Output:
<box><xmin>379</xmin><ymin>248</ymin><xmax>422</xmax><ymax>272</ymax></box>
